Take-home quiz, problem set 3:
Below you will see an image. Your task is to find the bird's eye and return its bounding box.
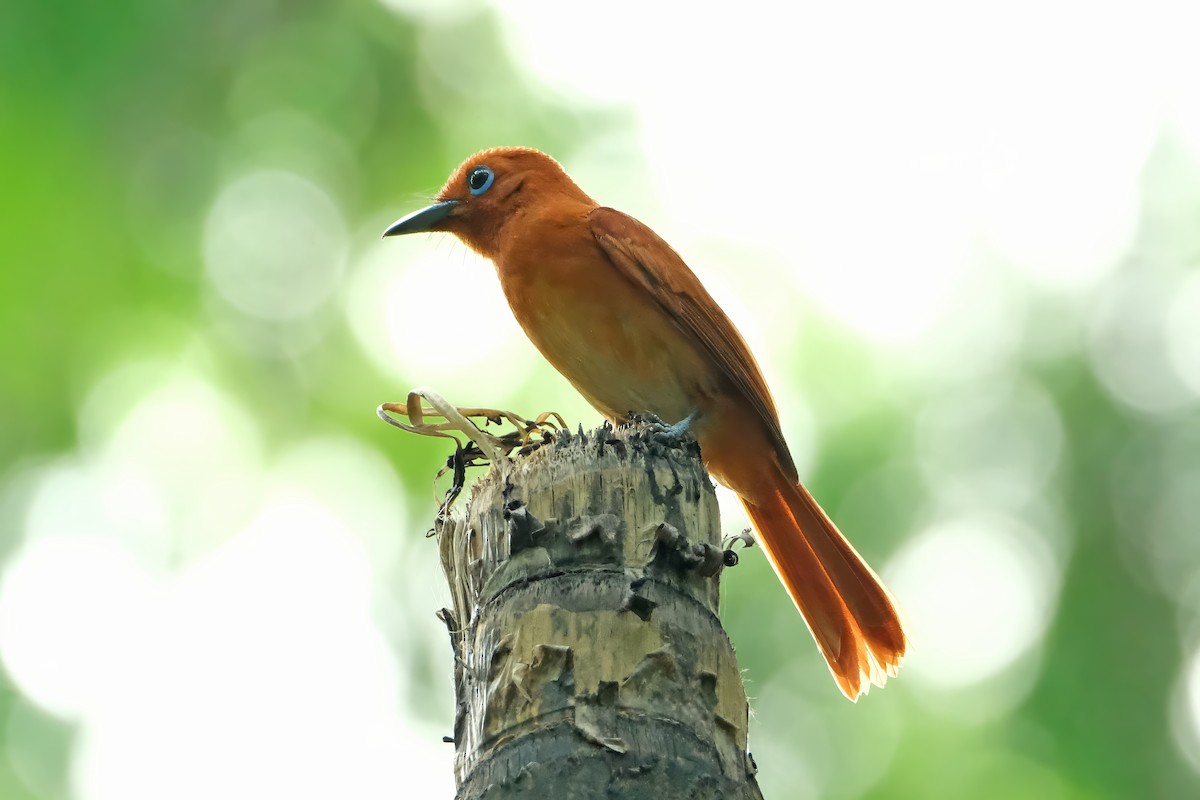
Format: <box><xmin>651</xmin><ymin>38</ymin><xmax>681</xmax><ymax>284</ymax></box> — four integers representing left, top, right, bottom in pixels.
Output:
<box><xmin>467</xmin><ymin>166</ymin><xmax>495</xmax><ymax>196</ymax></box>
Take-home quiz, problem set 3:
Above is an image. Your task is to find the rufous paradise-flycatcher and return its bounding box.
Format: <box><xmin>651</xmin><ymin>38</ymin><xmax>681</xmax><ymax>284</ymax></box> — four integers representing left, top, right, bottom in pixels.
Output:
<box><xmin>383</xmin><ymin>147</ymin><xmax>906</xmax><ymax>700</ymax></box>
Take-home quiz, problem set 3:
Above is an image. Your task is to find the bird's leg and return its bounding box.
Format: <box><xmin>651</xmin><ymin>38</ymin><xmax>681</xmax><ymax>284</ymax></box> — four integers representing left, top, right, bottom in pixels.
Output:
<box><xmin>666</xmin><ymin>409</ymin><xmax>700</xmax><ymax>437</ymax></box>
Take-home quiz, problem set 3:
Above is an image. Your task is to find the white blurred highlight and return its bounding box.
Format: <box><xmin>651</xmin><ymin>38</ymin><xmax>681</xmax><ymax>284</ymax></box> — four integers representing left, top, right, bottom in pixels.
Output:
<box><xmin>1088</xmin><ymin>271</ymin><xmax>1198</xmax><ymax>415</ymax></box>
<box><xmin>0</xmin><ymin>536</ymin><xmax>156</xmax><ymax>721</ymax></box>
<box><xmin>886</xmin><ymin>516</ymin><xmax>1060</xmax><ymax>691</ymax></box>
<box><xmin>204</xmin><ymin>170</ymin><xmax>346</xmax><ymax>321</ymax></box>
<box><xmin>492</xmin><ymin>1</ymin><xmax>1192</xmax><ymax>344</ymax></box>
<box><xmin>68</xmin><ymin>499</ymin><xmax>434</xmax><ymax>800</ymax></box>
<box><xmin>347</xmin><ymin>237</ymin><xmax>535</xmax><ymax>400</ymax></box>
<box><xmin>0</xmin><ymin>363</ymin><xmax>449</xmax><ymax>800</ymax></box>
<box><xmin>72</xmin><ymin>362</ymin><xmax>264</xmax><ymax>561</ymax></box>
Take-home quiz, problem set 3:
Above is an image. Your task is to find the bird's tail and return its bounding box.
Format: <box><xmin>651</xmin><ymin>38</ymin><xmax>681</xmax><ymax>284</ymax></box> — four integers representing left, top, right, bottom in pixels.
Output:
<box><xmin>740</xmin><ymin>471</ymin><xmax>907</xmax><ymax>700</ymax></box>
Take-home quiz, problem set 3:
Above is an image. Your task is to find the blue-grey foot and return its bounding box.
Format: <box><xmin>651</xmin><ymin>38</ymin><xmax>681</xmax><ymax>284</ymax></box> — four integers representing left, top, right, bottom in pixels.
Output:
<box><xmin>642</xmin><ymin>409</ymin><xmax>701</xmax><ymax>446</ymax></box>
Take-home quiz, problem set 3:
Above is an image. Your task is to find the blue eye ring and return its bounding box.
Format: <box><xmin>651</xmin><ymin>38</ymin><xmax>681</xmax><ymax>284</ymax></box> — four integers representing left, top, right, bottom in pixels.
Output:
<box><xmin>467</xmin><ymin>165</ymin><xmax>495</xmax><ymax>196</ymax></box>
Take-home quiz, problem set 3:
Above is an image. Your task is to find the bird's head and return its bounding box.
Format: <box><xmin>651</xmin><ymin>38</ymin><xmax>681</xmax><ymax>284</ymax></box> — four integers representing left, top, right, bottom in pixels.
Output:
<box><xmin>382</xmin><ymin>146</ymin><xmax>594</xmax><ymax>258</ymax></box>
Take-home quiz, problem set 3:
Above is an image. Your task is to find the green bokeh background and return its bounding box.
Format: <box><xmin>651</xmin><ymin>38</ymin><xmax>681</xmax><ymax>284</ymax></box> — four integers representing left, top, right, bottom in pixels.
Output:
<box><xmin>3</xmin><ymin>2</ymin><xmax>1199</xmax><ymax>799</ymax></box>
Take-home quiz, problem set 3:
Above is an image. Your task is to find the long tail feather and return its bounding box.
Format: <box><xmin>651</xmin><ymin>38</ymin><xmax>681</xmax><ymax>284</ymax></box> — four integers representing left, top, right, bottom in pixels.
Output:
<box><xmin>740</xmin><ymin>472</ymin><xmax>907</xmax><ymax>700</ymax></box>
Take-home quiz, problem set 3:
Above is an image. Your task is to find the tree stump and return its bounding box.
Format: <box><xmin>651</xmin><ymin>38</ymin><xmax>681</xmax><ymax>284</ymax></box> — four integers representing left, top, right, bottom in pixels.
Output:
<box><xmin>434</xmin><ymin>421</ymin><xmax>763</xmax><ymax>799</ymax></box>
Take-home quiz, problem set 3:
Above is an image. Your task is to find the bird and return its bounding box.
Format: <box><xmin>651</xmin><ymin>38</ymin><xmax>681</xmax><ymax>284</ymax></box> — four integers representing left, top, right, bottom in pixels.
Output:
<box><xmin>383</xmin><ymin>146</ymin><xmax>906</xmax><ymax>700</ymax></box>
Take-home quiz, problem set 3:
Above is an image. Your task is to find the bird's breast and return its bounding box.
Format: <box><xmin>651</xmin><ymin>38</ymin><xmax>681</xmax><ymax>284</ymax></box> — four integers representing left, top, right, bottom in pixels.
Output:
<box><xmin>495</xmin><ymin>237</ymin><xmax>714</xmax><ymax>424</ymax></box>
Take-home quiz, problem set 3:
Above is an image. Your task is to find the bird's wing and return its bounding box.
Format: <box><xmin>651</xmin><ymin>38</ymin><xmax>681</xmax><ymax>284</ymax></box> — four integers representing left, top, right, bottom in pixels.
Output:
<box><xmin>589</xmin><ymin>206</ymin><xmax>797</xmax><ymax>482</ymax></box>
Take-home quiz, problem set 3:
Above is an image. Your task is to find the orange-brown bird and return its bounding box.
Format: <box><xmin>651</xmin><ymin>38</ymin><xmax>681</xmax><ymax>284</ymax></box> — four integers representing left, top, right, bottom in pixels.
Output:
<box><xmin>384</xmin><ymin>147</ymin><xmax>907</xmax><ymax>699</ymax></box>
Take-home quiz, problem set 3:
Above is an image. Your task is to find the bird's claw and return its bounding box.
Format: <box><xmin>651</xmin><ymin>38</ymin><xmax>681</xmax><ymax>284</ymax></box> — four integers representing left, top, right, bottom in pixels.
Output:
<box><xmin>637</xmin><ymin>410</ymin><xmax>700</xmax><ymax>447</ymax></box>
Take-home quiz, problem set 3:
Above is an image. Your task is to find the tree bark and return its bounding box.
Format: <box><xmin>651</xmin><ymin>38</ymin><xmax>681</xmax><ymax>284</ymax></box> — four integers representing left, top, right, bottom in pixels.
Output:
<box><xmin>434</xmin><ymin>421</ymin><xmax>763</xmax><ymax>799</ymax></box>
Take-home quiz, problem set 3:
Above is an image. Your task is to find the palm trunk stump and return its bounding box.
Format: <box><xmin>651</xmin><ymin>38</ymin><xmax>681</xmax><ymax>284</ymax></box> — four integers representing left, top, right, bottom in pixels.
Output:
<box><xmin>432</xmin><ymin>420</ymin><xmax>764</xmax><ymax>799</ymax></box>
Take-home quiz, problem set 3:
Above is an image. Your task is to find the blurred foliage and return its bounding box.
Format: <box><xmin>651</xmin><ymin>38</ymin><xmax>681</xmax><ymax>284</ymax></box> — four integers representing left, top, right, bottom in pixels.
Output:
<box><xmin>3</xmin><ymin>1</ymin><xmax>1200</xmax><ymax>799</ymax></box>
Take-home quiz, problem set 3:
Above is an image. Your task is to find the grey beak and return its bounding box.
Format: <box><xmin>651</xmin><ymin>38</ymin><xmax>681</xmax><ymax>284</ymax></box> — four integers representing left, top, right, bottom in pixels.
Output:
<box><xmin>382</xmin><ymin>200</ymin><xmax>460</xmax><ymax>237</ymax></box>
